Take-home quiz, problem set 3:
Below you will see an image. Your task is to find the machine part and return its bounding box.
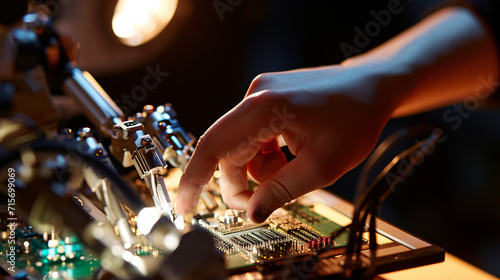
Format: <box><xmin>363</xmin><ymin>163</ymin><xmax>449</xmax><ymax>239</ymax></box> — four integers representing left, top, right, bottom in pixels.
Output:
<box><xmin>75</xmin><ymin>129</ymin><xmax>137</xmax><ymax>249</ymax></box>
<box><xmin>101</xmin><ymin>180</ymin><xmax>137</xmax><ymax>249</ymax></box>
<box><xmin>111</xmin><ymin>120</ymin><xmax>145</xmax><ymax>167</ymax></box>
<box><xmin>0</xmin><ymin>140</ymin><xmax>185</xmax><ymax>278</ymax></box>
<box><xmin>62</xmin><ymin>68</ymin><xmax>123</xmax><ymax>137</ymax></box>
<box><xmin>112</xmin><ymin>120</ymin><xmax>182</xmax><ymax>228</ymax></box>
<box><xmin>22</xmin><ymin>13</ymin><xmax>124</xmax><ymax>137</ymax></box>
<box><xmin>132</xmin><ymin>135</ymin><xmax>166</xmax><ymax>179</ymax></box>
<box><xmin>134</xmin><ymin>104</ymin><xmax>196</xmax><ymax>168</ymax></box>
<box><xmin>4</xmin><ymin>67</ymin><xmax>60</xmax><ymax>135</ymax></box>
<box><xmin>157</xmin><ymin>226</ymin><xmax>226</xmax><ymax>280</ymax></box>
<box><xmin>143</xmin><ymin>173</ymin><xmax>182</xmax><ymax>227</ymax></box>
<box><xmin>9</xmin><ymin>28</ymin><xmax>41</xmax><ymax>71</ymax></box>
<box><xmin>200</xmin><ymin>188</ymin><xmax>218</xmax><ymax>212</ymax></box>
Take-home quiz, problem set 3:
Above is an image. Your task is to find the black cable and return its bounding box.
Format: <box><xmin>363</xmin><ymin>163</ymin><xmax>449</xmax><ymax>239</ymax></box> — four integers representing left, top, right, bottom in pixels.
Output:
<box><xmin>355</xmin><ymin>122</ymin><xmax>444</xmax><ymax>202</ymax></box>
<box><xmin>360</xmin><ymin>139</ymin><xmax>433</xmax><ymax>279</ymax></box>
<box><xmin>365</xmin><ymin>129</ymin><xmax>442</xmax><ymax>278</ymax></box>
<box><xmin>335</xmin><ymin>123</ymin><xmax>443</xmax><ymax>279</ymax></box>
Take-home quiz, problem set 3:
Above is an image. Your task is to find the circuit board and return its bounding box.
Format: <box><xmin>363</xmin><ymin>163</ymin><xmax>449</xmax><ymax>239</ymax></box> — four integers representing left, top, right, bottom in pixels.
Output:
<box><xmin>0</xmin><ymin>202</ymin><xmax>357</xmax><ymax>279</ymax></box>
<box><xmin>0</xmin><ymin>225</ymin><xmax>101</xmax><ymax>280</ymax></box>
<box><xmin>194</xmin><ymin>205</ymin><xmax>352</xmax><ymax>274</ymax></box>
<box><xmin>0</xmin><ymin>165</ymin><xmax>365</xmax><ymax>279</ymax></box>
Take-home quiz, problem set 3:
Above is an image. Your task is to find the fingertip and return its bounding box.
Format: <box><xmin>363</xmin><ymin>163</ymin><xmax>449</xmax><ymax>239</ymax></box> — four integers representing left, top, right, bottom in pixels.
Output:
<box><xmin>175</xmin><ymin>180</ymin><xmax>203</xmax><ymax>214</ymax></box>
<box><xmin>174</xmin><ymin>195</ymin><xmax>194</xmax><ymax>215</ymax></box>
<box><xmin>173</xmin><ymin>201</ymin><xmax>186</xmax><ymax>214</ymax></box>
<box><xmin>248</xmin><ymin>203</ymin><xmax>274</xmax><ymax>224</ymax></box>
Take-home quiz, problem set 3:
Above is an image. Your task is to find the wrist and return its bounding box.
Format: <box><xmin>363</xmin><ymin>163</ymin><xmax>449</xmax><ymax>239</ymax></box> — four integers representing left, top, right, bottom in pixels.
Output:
<box><xmin>341</xmin><ymin>55</ymin><xmax>418</xmax><ymax>120</ymax></box>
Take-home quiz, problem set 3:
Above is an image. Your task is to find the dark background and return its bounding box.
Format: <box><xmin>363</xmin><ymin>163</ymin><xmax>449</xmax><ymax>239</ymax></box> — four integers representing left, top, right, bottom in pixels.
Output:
<box><xmin>88</xmin><ymin>0</ymin><xmax>500</xmax><ymax>277</ymax></box>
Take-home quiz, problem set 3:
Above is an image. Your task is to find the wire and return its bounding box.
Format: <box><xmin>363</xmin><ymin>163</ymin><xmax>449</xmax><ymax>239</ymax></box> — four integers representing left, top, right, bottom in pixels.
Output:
<box><xmin>355</xmin><ymin>122</ymin><xmax>442</xmax><ymax>201</ymax></box>
<box><xmin>332</xmin><ymin>123</ymin><xmax>444</xmax><ymax>279</ymax></box>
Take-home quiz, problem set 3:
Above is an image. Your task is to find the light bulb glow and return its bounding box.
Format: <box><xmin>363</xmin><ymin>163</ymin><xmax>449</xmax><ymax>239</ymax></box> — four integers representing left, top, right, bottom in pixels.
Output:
<box><xmin>112</xmin><ymin>0</ymin><xmax>178</xmax><ymax>46</ymax></box>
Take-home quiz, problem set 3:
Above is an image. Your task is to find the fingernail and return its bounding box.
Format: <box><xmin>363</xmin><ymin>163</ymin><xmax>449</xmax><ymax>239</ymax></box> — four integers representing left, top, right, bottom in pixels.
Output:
<box><xmin>252</xmin><ymin>204</ymin><xmax>273</xmax><ymax>223</ymax></box>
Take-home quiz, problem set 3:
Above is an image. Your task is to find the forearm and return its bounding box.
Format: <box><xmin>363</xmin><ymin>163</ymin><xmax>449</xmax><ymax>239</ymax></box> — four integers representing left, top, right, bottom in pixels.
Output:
<box><xmin>176</xmin><ymin>5</ymin><xmax>499</xmax><ymax>219</ymax></box>
<box><xmin>343</xmin><ymin>6</ymin><xmax>499</xmax><ymax>117</ymax></box>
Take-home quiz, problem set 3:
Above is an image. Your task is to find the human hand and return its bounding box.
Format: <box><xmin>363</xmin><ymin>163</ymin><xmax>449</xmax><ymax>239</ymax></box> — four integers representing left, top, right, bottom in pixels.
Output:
<box><xmin>175</xmin><ymin>63</ymin><xmax>402</xmax><ymax>223</ymax></box>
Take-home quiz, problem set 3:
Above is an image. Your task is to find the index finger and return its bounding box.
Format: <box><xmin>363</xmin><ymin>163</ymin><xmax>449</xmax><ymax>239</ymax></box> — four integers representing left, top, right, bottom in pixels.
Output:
<box><xmin>174</xmin><ymin>92</ymin><xmax>289</xmax><ymax>214</ymax></box>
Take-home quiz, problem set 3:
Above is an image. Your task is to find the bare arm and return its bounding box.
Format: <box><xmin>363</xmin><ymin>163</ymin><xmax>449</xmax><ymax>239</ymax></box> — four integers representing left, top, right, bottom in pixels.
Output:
<box><xmin>345</xmin><ymin>7</ymin><xmax>498</xmax><ymax>116</ymax></box>
<box><xmin>175</xmin><ymin>6</ymin><xmax>499</xmax><ymax>222</ymax></box>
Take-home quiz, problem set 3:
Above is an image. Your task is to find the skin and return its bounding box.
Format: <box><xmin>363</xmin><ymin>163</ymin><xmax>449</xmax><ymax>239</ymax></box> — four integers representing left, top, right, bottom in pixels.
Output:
<box><xmin>175</xmin><ymin>6</ymin><xmax>499</xmax><ymax>223</ymax></box>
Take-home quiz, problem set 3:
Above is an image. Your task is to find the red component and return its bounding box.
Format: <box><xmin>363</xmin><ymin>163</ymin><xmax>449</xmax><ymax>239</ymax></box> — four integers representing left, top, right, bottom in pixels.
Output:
<box><xmin>312</xmin><ymin>240</ymin><xmax>318</xmax><ymax>248</ymax></box>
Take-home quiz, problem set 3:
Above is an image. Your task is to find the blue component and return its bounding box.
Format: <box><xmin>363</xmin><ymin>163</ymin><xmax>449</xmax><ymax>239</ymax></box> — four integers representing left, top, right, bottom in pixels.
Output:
<box><xmin>170</xmin><ymin>135</ymin><xmax>183</xmax><ymax>149</ymax></box>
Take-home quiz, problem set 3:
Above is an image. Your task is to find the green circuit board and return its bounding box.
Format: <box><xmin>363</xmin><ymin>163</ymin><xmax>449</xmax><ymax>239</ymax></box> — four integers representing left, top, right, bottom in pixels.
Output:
<box><xmin>0</xmin><ymin>204</ymin><xmax>358</xmax><ymax>278</ymax></box>
<box><xmin>195</xmin><ymin>205</ymin><xmax>352</xmax><ymax>274</ymax></box>
<box><xmin>0</xmin><ymin>228</ymin><xmax>101</xmax><ymax>280</ymax></box>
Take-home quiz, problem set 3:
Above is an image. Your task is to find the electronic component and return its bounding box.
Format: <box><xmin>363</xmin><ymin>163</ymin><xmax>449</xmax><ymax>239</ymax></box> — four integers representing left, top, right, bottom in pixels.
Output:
<box><xmin>0</xmin><ymin>224</ymin><xmax>100</xmax><ymax>279</ymax></box>
<box><xmin>62</xmin><ymin>68</ymin><xmax>124</xmax><ymax>137</ymax></box>
<box><xmin>194</xmin><ymin>206</ymin><xmax>354</xmax><ymax>274</ymax></box>
<box><xmin>134</xmin><ymin>104</ymin><xmax>196</xmax><ymax>168</ymax></box>
<box><xmin>112</xmin><ymin>120</ymin><xmax>182</xmax><ymax>227</ymax></box>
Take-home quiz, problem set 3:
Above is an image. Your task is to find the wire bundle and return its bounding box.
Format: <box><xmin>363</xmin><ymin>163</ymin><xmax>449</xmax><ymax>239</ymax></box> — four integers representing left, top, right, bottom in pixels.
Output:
<box><xmin>332</xmin><ymin>123</ymin><xmax>444</xmax><ymax>279</ymax></box>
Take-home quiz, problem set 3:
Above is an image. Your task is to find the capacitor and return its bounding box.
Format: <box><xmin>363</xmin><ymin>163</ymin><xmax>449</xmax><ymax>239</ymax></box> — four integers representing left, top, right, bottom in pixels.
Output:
<box><xmin>224</xmin><ymin>210</ymin><xmax>236</xmax><ymax>225</ymax></box>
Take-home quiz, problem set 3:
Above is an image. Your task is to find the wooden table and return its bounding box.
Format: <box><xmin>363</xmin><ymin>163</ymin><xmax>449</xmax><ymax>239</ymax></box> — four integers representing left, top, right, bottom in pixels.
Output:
<box><xmin>378</xmin><ymin>252</ymin><xmax>499</xmax><ymax>280</ymax></box>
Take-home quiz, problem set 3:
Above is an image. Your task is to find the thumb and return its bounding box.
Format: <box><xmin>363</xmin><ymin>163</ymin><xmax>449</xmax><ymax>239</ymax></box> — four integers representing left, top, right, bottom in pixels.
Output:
<box><xmin>246</xmin><ymin>144</ymin><xmax>347</xmax><ymax>223</ymax></box>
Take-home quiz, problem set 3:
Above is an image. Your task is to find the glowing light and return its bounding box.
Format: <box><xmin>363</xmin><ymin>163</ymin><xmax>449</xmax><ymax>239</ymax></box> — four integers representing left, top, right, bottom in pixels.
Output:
<box><xmin>112</xmin><ymin>0</ymin><xmax>178</xmax><ymax>46</ymax></box>
<box><xmin>163</xmin><ymin>233</ymin><xmax>180</xmax><ymax>251</ymax></box>
<box><xmin>145</xmin><ymin>0</ymin><xmax>161</xmax><ymax>11</ymax></box>
<box><xmin>122</xmin><ymin>251</ymin><xmax>134</xmax><ymax>262</ymax></box>
<box><xmin>113</xmin><ymin>14</ymin><xmax>134</xmax><ymax>38</ymax></box>
<box><xmin>137</xmin><ymin>207</ymin><xmax>162</xmax><ymax>235</ymax></box>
